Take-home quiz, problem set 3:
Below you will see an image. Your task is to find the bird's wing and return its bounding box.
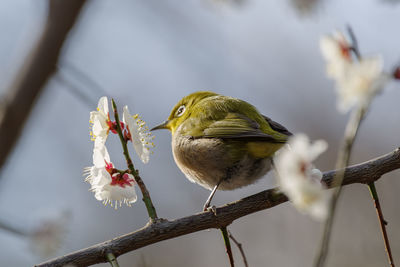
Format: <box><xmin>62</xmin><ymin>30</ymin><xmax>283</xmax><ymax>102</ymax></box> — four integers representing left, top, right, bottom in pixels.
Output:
<box><xmin>262</xmin><ymin>115</ymin><xmax>293</xmax><ymax>136</ymax></box>
<box><xmin>201</xmin><ymin>112</ymin><xmax>286</xmax><ymax>143</ymax></box>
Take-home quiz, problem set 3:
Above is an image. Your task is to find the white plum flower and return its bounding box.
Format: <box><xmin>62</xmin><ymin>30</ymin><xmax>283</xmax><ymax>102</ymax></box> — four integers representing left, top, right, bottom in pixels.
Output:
<box><xmin>122</xmin><ymin>106</ymin><xmax>155</xmax><ymax>164</ymax></box>
<box><xmin>90</xmin><ymin>96</ymin><xmax>112</xmax><ymax>144</ymax></box>
<box><xmin>320</xmin><ymin>31</ymin><xmax>389</xmax><ymax>112</ymax></box>
<box><xmin>274</xmin><ymin>134</ymin><xmax>330</xmax><ymax>220</ymax></box>
<box><xmin>336</xmin><ymin>56</ymin><xmax>387</xmax><ymax>112</ymax></box>
<box><xmin>320</xmin><ymin>31</ymin><xmax>352</xmax><ymax>80</ymax></box>
<box><xmin>84</xmin><ymin>143</ymin><xmax>137</xmax><ymax>209</ymax></box>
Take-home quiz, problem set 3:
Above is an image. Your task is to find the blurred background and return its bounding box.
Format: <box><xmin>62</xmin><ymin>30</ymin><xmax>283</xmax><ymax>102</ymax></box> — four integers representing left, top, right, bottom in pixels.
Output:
<box><xmin>0</xmin><ymin>0</ymin><xmax>399</xmax><ymax>266</ymax></box>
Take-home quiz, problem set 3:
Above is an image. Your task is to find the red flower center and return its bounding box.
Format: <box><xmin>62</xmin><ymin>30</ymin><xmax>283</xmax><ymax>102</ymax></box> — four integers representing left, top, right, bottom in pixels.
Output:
<box><xmin>110</xmin><ymin>173</ymin><xmax>135</xmax><ymax>188</ymax></box>
<box><xmin>124</xmin><ymin>128</ymin><xmax>132</xmax><ymax>142</ymax></box>
<box><xmin>339</xmin><ymin>42</ymin><xmax>351</xmax><ymax>61</ymax></box>
<box><xmin>105</xmin><ymin>161</ymin><xmax>114</xmax><ymax>174</ymax></box>
<box><xmin>106</xmin><ymin>113</ymin><xmax>125</xmax><ymax>134</ymax></box>
<box><xmin>299</xmin><ymin>161</ymin><xmax>309</xmax><ymax>177</ymax></box>
<box><xmin>103</xmin><ymin>159</ymin><xmax>134</xmax><ymax>188</ymax></box>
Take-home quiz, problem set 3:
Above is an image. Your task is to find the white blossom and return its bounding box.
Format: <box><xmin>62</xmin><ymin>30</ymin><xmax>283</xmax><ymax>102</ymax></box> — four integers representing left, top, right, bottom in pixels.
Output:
<box><xmin>90</xmin><ymin>96</ymin><xmax>111</xmax><ymax>144</ymax></box>
<box><xmin>320</xmin><ymin>31</ymin><xmax>352</xmax><ymax>80</ymax></box>
<box><xmin>320</xmin><ymin>31</ymin><xmax>389</xmax><ymax>112</ymax></box>
<box><xmin>274</xmin><ymin>134</ymin><xmax>330</xmax><ymax>220</ymax></box>
<box><xmin>336</xmin><ymin>56</ymin><xmax>387</xmax><ymax>112</ymax></box>
<box><xmin>84</xmin><ymin>143</ymin><xmax>137</xmax><ymax>209</ymax></box>
<box><xmin>122</xmin><ymin>106</ymin><xmax>155</xmax><ymax>164</ymax></box>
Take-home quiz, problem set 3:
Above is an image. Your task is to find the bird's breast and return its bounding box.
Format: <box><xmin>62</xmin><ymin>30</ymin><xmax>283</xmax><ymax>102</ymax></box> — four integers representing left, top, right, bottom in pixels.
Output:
<box><xmin>172</xmin><ymin>133</ymin><xmax>226</xmax><ymax>190</ymax></box>
<box><xmin>171</xmin><ymin>128</ymin><xmax>272</xmax><ymax>191</ymax></box>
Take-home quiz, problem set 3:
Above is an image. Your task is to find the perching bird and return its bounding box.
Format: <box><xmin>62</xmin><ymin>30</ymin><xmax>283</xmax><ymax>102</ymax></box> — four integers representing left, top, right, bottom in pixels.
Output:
<box><xmin>152</xmin><ymin>91</ymin><xmax>292</xmax><ymax>210</ymax></box>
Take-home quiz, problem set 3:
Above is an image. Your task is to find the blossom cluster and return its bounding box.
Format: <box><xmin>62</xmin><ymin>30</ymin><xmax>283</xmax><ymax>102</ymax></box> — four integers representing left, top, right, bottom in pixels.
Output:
<box><xmin>275</xmin><ymin>30</ymin><xmax>400</xmax><ymax>220</ymax></box>
<box><xmin>85</xmin><ymin>97</ymin><xmax>154</xmax><ymax>208</ymax></box>
<box><xmin>276</xmin><ymin>30</ymin><xmax>399</xmax><ymax>220</ymax></box>
<box><xmin>320</xmin><ymin>31</ymin><xmax>389</xmax><ymax>112</ymax></box>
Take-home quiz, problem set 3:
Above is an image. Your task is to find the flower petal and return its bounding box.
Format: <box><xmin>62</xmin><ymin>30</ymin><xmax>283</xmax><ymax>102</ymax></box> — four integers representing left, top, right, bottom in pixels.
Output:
<box><xmin>274</xmin><ymin>134</ymin><xmax>329</xmax><ymax>221</ymax></box>
<box><xmin>98</xmin><ymin>96</ymin><xmax>109</xmax><ymax>115</ymax></box>
<box><xmin>123</xmin><ymin>105</ymin><xmax>154</xmax><ymax>164</ymax></box>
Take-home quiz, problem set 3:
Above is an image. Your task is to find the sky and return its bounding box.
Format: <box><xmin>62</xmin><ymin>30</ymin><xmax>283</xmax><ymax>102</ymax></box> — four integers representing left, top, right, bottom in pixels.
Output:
<box><xmin>0</xmin><ymin>0</ymin><xmax>399</xmax><ymax>266</ymax></box>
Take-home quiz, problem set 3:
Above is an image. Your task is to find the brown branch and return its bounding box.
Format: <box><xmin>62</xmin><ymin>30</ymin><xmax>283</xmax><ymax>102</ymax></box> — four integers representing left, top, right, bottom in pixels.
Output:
<box><xmin>35</xmin><ymin>148</ymin><xmax>400</xmax><ymax>267</ymax></box>
<box><xmin>0</xmin><ymin>0</ymin><xmax>86</xmax><ymax>171</ymax></box>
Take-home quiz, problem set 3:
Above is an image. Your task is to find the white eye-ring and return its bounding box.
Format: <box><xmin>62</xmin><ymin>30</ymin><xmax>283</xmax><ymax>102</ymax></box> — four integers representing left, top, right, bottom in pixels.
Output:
<box><xmin>176</xmin><ymin>105</ymin><xmax>186</xmax><ymax>117</ymax></box>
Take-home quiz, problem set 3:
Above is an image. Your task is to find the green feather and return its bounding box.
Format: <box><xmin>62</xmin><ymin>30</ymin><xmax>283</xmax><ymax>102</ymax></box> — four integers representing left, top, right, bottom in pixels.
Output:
<box><xmin>183</xmin><ymin>93</ymin><xmax>289</xmax><ymax>143</ymax></box>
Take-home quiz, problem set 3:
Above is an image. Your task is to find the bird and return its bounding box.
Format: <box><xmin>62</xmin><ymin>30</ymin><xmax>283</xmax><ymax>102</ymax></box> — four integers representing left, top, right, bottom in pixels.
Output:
<box><xmin>151</xmin><ymin>91</ymin><xmax>292</xmax><ymax>210</ymax></box>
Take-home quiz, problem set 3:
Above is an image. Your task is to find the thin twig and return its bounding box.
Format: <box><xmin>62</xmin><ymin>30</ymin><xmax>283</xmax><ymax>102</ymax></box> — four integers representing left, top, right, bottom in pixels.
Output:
<box><xmin>368</xmin><ymin>182</ymin><xmax>395</xmax><ymax>267</ymax></box>
<box><xmin>55</xmin><ymin>63</ymin><xmax>110</xmax><ymax>106</ymax></box>
<box><xmin>106</xmin><ymin>253</ymin><xmax>120</xmax><ymax>267</ymax></box>
<box><xmin>54</xmin><ymin>73</ymin><xmax>94</xmax><ymax>106</ymax></box>
<box><xmin>0</xmin><ymin>220</ymin><xmax>28</xmax><ymax>237</ymax></box>
<box><xmin>346</xmin><ymin>25</ymin><xmax>361</xmax><ymax>61</ymax></box>
<box><xmin>314</xmin><ymin>105</ymin><xmax>367</xmax><ymax>267</ymax></box>
<box><xmin>35</xmin><ymin>148</ymin><xmax>400</xmax><ymax>267</ymax></box>
<box><xmin>221</xmin><ymin>226</ymin><xmax>235</xmax><ymax>267</ymax></box>
<box><xmin>229</xmin><ymin>230</ymin><xmax>249</xmax><ymax>267</ymax></box>
<box><xmin>59</xmin><ymin>62</ymin><xmax>109</xmax><ymax>96</ymax></box>
<box><xmin>111</xmin><ymin>99</ymin><xmax>158</xmax><ymax>222</ymax></box>
<box><xmin>348</xmin><ymin>26</ymin><xmax>395</xmax><ymax>266</ymax></box>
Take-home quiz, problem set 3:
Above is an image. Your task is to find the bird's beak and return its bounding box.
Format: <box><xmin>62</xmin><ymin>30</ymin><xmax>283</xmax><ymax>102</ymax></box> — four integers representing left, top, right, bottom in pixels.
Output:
<box><xmin>151</xmin><ymin>120</ymin><xmax>170</xmax><ymax>131</ymax></box>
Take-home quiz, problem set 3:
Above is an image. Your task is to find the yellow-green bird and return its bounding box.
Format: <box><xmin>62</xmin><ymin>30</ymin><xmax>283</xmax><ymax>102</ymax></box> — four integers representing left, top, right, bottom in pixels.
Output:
<box><xmin>152</xmin><ymin>91</ymin><xmax>292</xmax><ymax>210</ymax></box>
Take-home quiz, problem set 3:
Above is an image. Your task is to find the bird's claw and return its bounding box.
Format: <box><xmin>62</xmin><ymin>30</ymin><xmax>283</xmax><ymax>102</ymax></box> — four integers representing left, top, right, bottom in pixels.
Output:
<box><xmin>204</xmin><ymin>205</ymin><xmax>217</xmax><ymax>216</ymax></box>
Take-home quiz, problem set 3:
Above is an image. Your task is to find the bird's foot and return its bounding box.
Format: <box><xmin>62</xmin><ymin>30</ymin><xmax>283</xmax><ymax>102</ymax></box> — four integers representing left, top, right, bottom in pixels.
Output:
<box><xmin>204</xmin><ymin>205</ymin><xmax>218</xmax><ymax>216</ymax></box>
<box><xmin>203</xmin><ymin>201</ymin><xmax>211</xmax><ymax>212</ymax></box>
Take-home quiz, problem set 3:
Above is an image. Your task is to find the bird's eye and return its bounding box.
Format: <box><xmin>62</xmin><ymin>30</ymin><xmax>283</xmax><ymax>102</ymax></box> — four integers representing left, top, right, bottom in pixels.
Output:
<box><xmin>176</xmin><ymin>105</ymin><xmax>186</xmax><ymax>117</ymax></box>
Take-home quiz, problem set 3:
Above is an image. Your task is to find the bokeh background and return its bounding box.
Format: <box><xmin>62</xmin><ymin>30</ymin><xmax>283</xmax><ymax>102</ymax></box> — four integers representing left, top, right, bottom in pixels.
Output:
<box><xmin>0</xmin><ymin>0</ymin><xmax>399</xmax><ymax>266</ymax></box>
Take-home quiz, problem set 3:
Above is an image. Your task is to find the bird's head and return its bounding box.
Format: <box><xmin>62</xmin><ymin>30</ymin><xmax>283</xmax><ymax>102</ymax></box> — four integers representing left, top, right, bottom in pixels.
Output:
<box><xmin>151</xmin><ymin>91</ymin><xmax>218</xmax><ymax>134</ymax></box>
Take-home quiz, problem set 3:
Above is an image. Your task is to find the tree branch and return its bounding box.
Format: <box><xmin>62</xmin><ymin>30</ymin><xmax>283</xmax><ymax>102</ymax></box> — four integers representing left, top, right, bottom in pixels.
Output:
<box><xmin>35</xmin><ymin>148</ymin><xmax>400</xmax><ymax>267</ymax></box>
<box><xmin>0</xmin><ymin>0</ymin><xmax>86</xmax><ymax>171</ymax></box>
